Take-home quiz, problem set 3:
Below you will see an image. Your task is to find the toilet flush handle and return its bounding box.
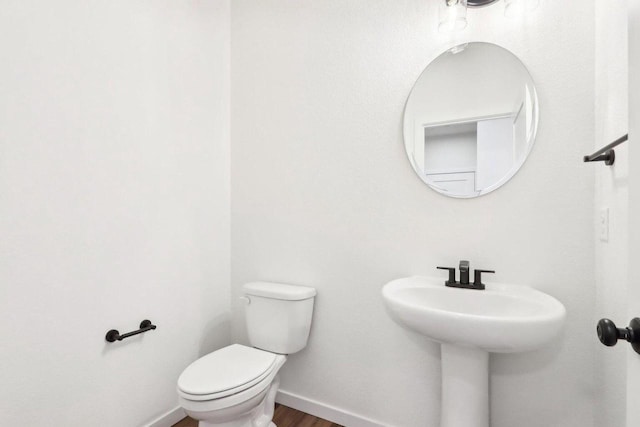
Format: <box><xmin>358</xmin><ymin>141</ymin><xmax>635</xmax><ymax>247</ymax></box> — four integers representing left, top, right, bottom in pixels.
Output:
<box><xmin>239</xmin><ymin>296</ymin><xmax>251</xmax><ymax>305</ymax></box>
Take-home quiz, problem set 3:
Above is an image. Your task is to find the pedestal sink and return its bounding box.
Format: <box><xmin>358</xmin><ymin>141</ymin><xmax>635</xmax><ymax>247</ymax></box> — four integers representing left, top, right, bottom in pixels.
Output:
<box><xmin>382</xmin><ymin>276</ymin><xmax>566</xmax><ymax>427</ymax></box>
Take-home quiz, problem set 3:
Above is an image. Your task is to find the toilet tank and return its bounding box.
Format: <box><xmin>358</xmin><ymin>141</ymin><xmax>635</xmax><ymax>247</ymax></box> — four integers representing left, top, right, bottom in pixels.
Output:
<box><xmin>243</xmin><ymin>282</ymin><xmax>316</xmax><ymax>354</ymax></box>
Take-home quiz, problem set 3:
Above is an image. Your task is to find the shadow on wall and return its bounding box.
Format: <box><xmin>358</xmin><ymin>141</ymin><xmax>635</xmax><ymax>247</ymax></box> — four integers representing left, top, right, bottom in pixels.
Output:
<box><xmin>199</xmin><ymin>313</ymin><xmax>232</xmax><ymax>357</ymax></box>
<box><xmin>491</xmin><ymin>336</ymin><xmax>564</xmax><ymax>376</ymax></box>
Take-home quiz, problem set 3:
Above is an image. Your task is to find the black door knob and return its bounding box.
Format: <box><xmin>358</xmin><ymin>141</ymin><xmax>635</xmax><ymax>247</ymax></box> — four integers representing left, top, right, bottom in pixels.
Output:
<box><xmin>597</xmin><ymin>318</ymin><xmax>640</xmax><ymax>355</ymax></box>
<box><xmin>597</xmin><ymin>318</ymin><xmax>626</xmax><ymax>346</ymax></box>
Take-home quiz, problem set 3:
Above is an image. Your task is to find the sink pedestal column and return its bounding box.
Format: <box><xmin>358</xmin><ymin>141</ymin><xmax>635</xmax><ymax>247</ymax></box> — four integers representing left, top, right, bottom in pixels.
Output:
<box><xmin>441</xmin><ymin>344</ymin><xmax>489</xmax><ymax>427</ymax></box>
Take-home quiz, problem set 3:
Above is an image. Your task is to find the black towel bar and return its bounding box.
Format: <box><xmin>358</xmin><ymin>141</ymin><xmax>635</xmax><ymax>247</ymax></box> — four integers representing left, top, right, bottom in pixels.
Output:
<box><xmin>584</xmin><ymin>134</ymin><xmax>628</xmax><ymax>166</ymax></box>
<box><xmin>105</xmin><ymin>319</ymin><xmax>156</xmax><ymax>342</ymax></box>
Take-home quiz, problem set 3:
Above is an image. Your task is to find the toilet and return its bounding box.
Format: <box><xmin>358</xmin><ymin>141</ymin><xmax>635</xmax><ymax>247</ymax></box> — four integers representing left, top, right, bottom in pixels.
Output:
<box><xmin>177</xmin><ymin>281</ymin><xmax>316</xmax><ymax>427</ymax></box>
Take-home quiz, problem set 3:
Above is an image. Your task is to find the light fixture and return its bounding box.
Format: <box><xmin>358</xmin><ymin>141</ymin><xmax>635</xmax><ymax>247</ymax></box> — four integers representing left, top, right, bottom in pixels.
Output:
<box><xmin>467</xmin><ymin>0</ymin><xmax>500</xmax><ymax>6</ymax></box>
<box><xmin>438</xmin><ymin>0</ymin><xmax>536</xmax><ymax>33</ymax></box>
<box><xmin>438</xmin><ymin>0</ymin><xmax>468</xmax><ymax>33</ymax></box>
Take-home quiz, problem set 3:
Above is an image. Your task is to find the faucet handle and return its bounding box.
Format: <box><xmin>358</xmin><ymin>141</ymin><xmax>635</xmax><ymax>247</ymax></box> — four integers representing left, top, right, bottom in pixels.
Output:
<box><xmin>437</xmin><ymin>266</ymin><xmax>457</xmax><ymax>286</ymax></box>
<box><xmin>473</xmin><ymin>269</ymin><xmax>495</xmax><ymax>289</ymax></box>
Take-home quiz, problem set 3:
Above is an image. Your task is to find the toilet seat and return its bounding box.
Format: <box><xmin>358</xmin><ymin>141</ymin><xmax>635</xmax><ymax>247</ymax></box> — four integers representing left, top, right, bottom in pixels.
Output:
<box><xmin>178</xmin><ymin>347</ymin><xmax>287</xmax><ymax>414</ymax></box>
<box><xmin>177</xmin><ymin>344</ymin><xmax>281</xmax><ymax>402</ymax></box>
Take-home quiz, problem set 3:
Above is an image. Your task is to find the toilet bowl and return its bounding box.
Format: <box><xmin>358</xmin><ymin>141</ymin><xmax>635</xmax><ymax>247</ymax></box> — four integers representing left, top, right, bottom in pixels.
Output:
<box><xmin>177</xmin><ymin>282</ymin><xmax>316</xmax><ymax>427</ymax></box>
<box><xmin>178</xmin><ymin>344</ymin><xmax>287</xmax><ymax>427</ymax></box>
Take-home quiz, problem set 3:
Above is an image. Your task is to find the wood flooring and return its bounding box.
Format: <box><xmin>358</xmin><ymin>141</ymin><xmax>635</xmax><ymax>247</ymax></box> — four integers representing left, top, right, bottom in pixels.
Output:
<box><xmin>172</xmin><ymin>403</ymin><xmax>343</xmax><ymax>427</ymax></box>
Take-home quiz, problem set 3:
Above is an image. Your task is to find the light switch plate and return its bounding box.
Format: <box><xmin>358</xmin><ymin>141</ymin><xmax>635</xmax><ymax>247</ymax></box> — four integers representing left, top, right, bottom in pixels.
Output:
<box><xmin>599</xmin><ymin>207</ymin><xmax>609</xmax><ymax>242</ymax></box>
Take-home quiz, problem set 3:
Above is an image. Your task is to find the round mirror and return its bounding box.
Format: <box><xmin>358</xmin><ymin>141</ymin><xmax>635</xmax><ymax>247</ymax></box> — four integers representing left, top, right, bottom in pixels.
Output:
<box><xmin>403</xmin><ymin>42</ymin><xmax>538</xmax><ymax>198</ymax></box>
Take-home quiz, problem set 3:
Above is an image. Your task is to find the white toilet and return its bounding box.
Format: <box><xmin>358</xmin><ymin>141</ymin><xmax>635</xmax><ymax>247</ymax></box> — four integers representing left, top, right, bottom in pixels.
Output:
<box><xmin>177</xmin><ymin>282</ymin><xmax>316</xmax><ymax>427</ymax></box>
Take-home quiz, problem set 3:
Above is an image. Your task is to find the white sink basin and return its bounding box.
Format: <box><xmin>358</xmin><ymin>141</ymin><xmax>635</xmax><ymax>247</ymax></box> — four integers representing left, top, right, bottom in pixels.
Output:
<box><xmin>382</xmin><ymin>276</ymin><xmax>567</xmax><ymax>427</ymax></box>
<box><xmin>382</xmin><ymin>276</ymin><xmax>566</xmax><ymax>353</ymax></box>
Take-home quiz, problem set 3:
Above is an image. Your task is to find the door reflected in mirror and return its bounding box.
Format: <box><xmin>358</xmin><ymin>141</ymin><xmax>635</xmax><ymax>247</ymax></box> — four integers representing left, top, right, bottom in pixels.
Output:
<box><xmin>404</xmin><ymin>42</ymin><xmax>538</xmax><ymax>198</ymax></box>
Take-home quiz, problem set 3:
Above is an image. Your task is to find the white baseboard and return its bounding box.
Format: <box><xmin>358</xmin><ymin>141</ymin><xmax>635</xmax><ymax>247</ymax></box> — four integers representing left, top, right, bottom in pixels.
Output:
<box><xmin>143</xmin><ymin>392</ymin><xmax>387</xmax><ymax>427</ymax></box>
<box><xmin>145</xmin><ymin>406</ymin><xmax>186</xmax><ymax>427</ymax></box>
<box><xmin>276</xmin><ymin>389</ymin><xmax>387</xmax><ymax>427</ymax></box>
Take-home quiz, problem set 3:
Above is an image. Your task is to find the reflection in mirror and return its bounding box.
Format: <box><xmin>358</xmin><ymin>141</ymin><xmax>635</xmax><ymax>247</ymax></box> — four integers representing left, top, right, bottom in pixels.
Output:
<box><xmin>403</xmin><ymin>42</ymin><xmax>538</xmax><ymax>198</ymax></box>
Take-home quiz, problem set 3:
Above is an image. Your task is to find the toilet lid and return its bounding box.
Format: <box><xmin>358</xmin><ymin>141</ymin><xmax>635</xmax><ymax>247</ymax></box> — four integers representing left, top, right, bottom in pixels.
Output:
<box><xmin>177</xmin><ymin>344</ymin><xmax>277</xmax><ymax>396</ymax></box>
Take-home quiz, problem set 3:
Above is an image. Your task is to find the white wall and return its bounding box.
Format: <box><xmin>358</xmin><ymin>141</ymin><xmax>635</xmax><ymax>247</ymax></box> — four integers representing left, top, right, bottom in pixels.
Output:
<box><xmin>0</xmin><ymin>1</ymin><xmax>230</xmax><ymax>426</ymax></box>
<box><xmin>231</xmin><ymin>1</ymin><xmax>596</xmax><ymax>427</ymax></box>
<box><xmin>593</xmin><ymin>2</ymin><xmax>628</xmax><ymax>427</ymax></box>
